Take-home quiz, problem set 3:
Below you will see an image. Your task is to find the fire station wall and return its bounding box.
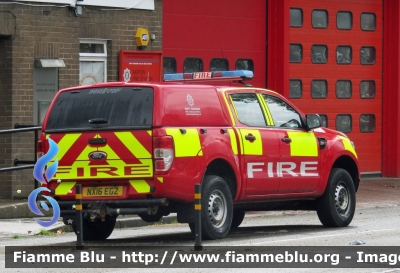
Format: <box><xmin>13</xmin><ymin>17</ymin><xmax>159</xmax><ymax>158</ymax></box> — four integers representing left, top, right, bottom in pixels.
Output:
<box><xmin>382</xmin><ymin>0</ymin><xmax>400</xmax><ymax>177</ymax></box>
<box><xmin>0</xmin><ymin>1</ymin><xmax>162</xmax><ymax>199</ymax></box>
<box><xmin>0</xmin><ymin>38</ymin><xmax>12</xmax><ymax>199</ymax></box>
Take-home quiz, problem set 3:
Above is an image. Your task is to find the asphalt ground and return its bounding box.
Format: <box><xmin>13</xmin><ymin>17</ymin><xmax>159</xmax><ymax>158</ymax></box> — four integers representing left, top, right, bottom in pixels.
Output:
<box><xmin>0</xmin><ymin>177</ymin><xmax>398</xmax><ymax>238</ymax></box>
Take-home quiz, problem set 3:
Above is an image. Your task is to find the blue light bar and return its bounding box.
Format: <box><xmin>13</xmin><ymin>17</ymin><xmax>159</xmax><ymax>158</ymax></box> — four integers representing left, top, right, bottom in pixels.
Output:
<box><xmin>163</xmin><ymin>70</ymin><xmax>254</xmax><ymax>82</ymax></box>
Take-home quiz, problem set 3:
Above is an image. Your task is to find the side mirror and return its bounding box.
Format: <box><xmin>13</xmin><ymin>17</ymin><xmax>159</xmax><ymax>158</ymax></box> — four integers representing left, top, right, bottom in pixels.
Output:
<box><xmin>306</xmin><ymin>114</ymin><xmax>321</xmax><ymax>130</ymax></box>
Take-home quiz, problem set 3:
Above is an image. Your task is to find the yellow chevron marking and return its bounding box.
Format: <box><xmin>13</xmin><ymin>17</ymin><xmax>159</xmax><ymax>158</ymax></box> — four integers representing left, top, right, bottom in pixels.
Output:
<box><xmin>129</xmin><ymin>180</ymin><xmax>151</xmax><ymax>193</ymax></box>
<box><xmin>55</xmin><ymin>182</ymin><xmax>76</xmax><ymax>195</ymax></box>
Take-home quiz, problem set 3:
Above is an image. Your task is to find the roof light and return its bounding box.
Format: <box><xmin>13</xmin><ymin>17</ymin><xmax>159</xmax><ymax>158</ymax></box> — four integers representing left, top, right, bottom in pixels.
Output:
<box><xmin>163</xmin><ymin>70</ymin><xmax>254</xmax><ymax>82</ymax></box>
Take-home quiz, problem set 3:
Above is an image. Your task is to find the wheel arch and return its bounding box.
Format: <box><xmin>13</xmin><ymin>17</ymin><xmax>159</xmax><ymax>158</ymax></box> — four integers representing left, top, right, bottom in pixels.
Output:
<box><xmin>332</xmin><ymin>155</ymin><xmax>360</xmax><ymax>191</ymax></box>
<box><xmin>205</xmin><ymin>158</ymin><xmax>238</xmax><ymax>199</ymax></box>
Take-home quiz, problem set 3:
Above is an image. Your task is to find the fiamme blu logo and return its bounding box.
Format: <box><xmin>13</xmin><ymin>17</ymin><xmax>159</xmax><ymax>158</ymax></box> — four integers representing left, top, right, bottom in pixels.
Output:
<box><xmin>29</xmin><ymin>138</ymin><xmax>61</xmax><ymax>227</ymax></box>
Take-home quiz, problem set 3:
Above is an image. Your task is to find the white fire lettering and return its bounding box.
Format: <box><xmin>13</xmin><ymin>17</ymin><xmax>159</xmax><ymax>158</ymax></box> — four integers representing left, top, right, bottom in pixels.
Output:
<box><xmin>247</xmin><ymin>161</ymin><xmax>318</xmax><ymax>178</ymax></box>
<box><xmin>277</xmin><ymin>162</ymin><xmax>297</xmax><ymax>177</ymax></box>
<box><xmin>247</xmin><ymin>162</ymin><xmax>264</xmax><ymax>178</ymax></box>
<box><xmin>300</xmin><ymin>162</ymin><xmax>318</xmax><ymax>176</ymax></box>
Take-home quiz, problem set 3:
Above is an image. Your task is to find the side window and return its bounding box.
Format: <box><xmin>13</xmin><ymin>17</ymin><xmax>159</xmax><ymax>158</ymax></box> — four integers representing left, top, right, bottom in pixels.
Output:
<box><xmin>262</xmin><ymin>94</ymin><xmax>303</xmax><ymax>129</ymax></box>
<box><xmin>210</xmin><ymin>58</ymin><xmax>229</xmax><ymax>71</ymax></box>
<box><xmin>235</xmin><ymin>59</ymin><xmax>254</xmax><ymax>72</ymax></box>
<box><xmin>184</xmin><ymin>58</ymin><xmax>203</xmax><ymax>72</ymax></box>
<box><xmin>230</xmin><ymin>93</ymin><xmax>266</xmax><ymax>127</ymax></box>
<box><xmin>164</xmin><ymin>57</ymin><xmax>177</xmax><ymax>74</ymax></box>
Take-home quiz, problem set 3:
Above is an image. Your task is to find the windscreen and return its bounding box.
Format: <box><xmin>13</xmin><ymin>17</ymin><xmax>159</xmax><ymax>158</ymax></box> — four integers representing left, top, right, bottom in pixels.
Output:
<box><xmin>45</xmin><ymin>87</ymin><xmax>153</xmax><ymax>132</ymax></box>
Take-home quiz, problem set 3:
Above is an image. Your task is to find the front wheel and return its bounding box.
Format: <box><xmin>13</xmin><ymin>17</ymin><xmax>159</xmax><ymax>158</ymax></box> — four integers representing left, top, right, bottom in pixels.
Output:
<box><xmin>200</xmin><ymin>175</ymin><xmax>233</xmax><ymax>240</ymax></box>
<box><xmin>316</xmin><ymin>168</ymin><xmax>356</xmax><ymax>227</ymax></box>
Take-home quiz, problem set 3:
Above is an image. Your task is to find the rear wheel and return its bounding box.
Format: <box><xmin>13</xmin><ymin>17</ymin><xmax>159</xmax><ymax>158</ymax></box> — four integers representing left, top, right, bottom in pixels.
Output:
<box><xmin>316</xmin><ymin>168</ymin><xmax>356</xmax><ymax>227</ymax></box>
<box><xmin>196</xmin><ymin>175</ymin><xmax>233</xmax><ymax>240</ymax></box>
<box><xmin>73</xmin><ymin>216</ymin><xmax>116</xmax><ymax>240</ymax></box>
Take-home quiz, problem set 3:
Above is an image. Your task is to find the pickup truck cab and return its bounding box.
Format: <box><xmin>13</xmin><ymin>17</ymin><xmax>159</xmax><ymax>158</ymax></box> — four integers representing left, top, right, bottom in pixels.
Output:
<box><xmin>38</xmin><ymin>70</ymin><xmax>360</xmax><ymax>240</ymax></box>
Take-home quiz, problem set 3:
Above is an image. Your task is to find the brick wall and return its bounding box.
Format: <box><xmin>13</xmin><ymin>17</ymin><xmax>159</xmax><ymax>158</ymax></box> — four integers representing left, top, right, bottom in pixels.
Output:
<box><xmin>0</xmin><ymin>1</ymin><xmax>162</xmax><ymax>199</ymax></box>
<box><xmin>0</xmin><ymin>38</ymin><xmax>12</xmax><ymax>198</ymax></box>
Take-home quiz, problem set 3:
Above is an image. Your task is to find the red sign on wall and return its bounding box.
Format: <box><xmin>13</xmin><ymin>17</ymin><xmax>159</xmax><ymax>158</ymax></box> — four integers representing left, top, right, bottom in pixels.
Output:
<box><xmin>119</xmin><ymin>50</ymin><xmax>163</xmax><ymax>83</ymax></box>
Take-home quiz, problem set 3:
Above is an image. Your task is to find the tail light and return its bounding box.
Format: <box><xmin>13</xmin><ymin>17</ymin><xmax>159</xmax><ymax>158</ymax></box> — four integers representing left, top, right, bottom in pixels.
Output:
<box><xmin>36</xmin><ymin>134</ymin><xmax>46</xmax><ymax>160</ymax></box>
<box><xmin>153</xmin><ymin>136</ymin><xmax>174</xmax><ymax>174</ymax></box>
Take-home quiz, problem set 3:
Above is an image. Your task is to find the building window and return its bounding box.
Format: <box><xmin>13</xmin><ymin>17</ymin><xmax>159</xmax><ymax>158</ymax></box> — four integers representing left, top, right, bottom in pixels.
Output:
<box><xmin>289</xmin><ymin>79</ymin><xmax>302</xmax><ymax>98</ymax></box>
<box><xmin>290</xmin><ymin>8</ymin><xmax>303</xmax><ymax>27</ymax></box>
<box><xmin>336</xmin><ymin>114</ymin><xmax>352</xmax><ymax>133</ymax></box>
<box><xmin>336</xmin><ymin>80</ymin><xmax>352</xmax><ymax>98</ymax></box>
<box><xmin>79</xmin><ymin>39</ymin><xmax>107</xmax><ymax>86</ymax></box>
<box><xmin>361</xmin><ymin>13</ymin><xmax>376</xmax><ymax>31</ymax></box>
<box><xmin>210</xmin><ymin>58</ymin><xmax>229</xmax><ymax>71</ymax></box>
<box><xmin>360</xmin><ymin>114</ymin><xmax>376</xmax><ymax>132</ymax></box>
<box><xmin>360</xmin><ymin>47</ymin><xmax>376</xmax><ymax>64</ymax></box>
<box><xmin>290</xmin><ymin>44</ymin><xmax>302</xmax><ymax>63</ymax></box>
<box><xmin>337</xmin><ymin>11</ymin><xmax>352</xmax><ymax>30</ymax></box>
<box><xmin>235</xmin><ymin>59</ymin><xmax>254</xmax><ymax>72</ymax></box>
<box><xmin>312</xmin><ymin>10</ymin><xmax>328</xmax><ymax>28</ymax></box>
<box><xmin>164</xmin><ymin>57</ymin><xmax>177</xmax><ymax>74</ymax></box>
<box><xmin>360</xmin><ymin>80</ymin><xmax>376</xmax><ymax>98</ymax></box>
<box><xmin>311</xmin><ymin>45</ymin><xmax>327</xmax><ymax>63</ymax></box>
<box><xmin>319</xmin><ymin>114</ymin><xmax>328</xmax><ymax>127</ymax></box>
<box><xmin>336</xmin><ymin>46</ymin><xmax>352</xmax><ymax>64</ymax></box>
<box><xmin>311</xmin><ymin>80</ymin><xmax>327</xmax><ymax>98</ymax></box>
<box><xmin>184</xmin><ymin>58</ymin><xmax>203</xmax><ymax>73</ymax></box>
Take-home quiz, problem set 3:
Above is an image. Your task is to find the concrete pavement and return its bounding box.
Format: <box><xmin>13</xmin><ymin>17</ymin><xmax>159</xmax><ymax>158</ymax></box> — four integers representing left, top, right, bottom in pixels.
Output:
<box><xmin>0</xmin><ymin>177</ymin><xmax>398</xmax><ymax>238</ymax></box>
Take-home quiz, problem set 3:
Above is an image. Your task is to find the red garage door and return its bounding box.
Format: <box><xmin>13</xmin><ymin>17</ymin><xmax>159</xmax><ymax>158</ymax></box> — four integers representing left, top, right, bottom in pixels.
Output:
<box><xmin>289</xmin><ymin>0</ymin><xmax>382</xmax><ymax>174</ymax></box>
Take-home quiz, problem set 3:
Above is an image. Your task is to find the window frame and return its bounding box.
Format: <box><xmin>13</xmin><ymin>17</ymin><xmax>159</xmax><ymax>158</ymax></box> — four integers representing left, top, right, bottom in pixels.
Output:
<box><xmin>336</xmin><ymin>45</ymin><xmax>352</xmax><ymax>64</ymax></box>
<box><xmin>360</xmin><ymin>80</ymin><xmax>376</xmax><ymax>99</ymax></box>
<box><xmin>290</xmin><ymin>43</ymin><xmax>303</xmax><ymax>63</ymax></box>
<box><xmin>311</xmin><ymin>79</ymin><xmax>328</xmax><ymax>99</ymax></box>
<box><xmin>312</xmin><ymin>9</ymin><xmax>328</xmax><ymax>29</ymax></box>
<box><xmin>336</xmin><ymin>114</ymin><xmax>352</xmax><ymax>133</ymax></box>
<box><xmin>360</xmin><ymin>46</ymin><xmax>376</xmax><ymax>65</ymax></box>
<box><xmin>289</xmin><ymin>79</ymin><xmax>302</xmax><ymax>99</ymax></box>
<box><xmin>360</xmin><ymin>114</ymin><xmax>376</xmax><ymax>133</ymax></box>
<box><xmin>360</xmin><ymin>12</ymin><xmax>376</xmax><ymax>31</ymax></box>
<box><xmin>210</xmin><ymin>58</ymin><xmax>229</xmax><ymax>71</ymax></box>
<box><xmin>163</xmin><ymin>56</ymin><xmax>177</xmax><ymax>74</ymax></box>
<box><xmin>183</xmin><ymin>57</ymin><xmax>204</xmax><ymax>73</ymax></box>
<box><xmin>336</xmin><ymin>11</ymin><xmax>353</xmax><ymax>30</ymax></box>
<box><xmin>235</xmin><ymin>59</ymin><xmax>254</xmax><ymax>72</ymax></box>
<box><xmin>79</xmin><ymin>38</ymin><xmax>108</xmax><ymax>85</ymax></box>
<box><xmin>290</xmin><ymin>8</ymin><xmax>303</xmax><ymax>27</ymax></box>
<box><xmin>311</xmin><ymin>44</ymin><xmax>328</xmax><ymax>64</ymax></box>
<box><xmin>336</xmin><ymin>80</ymin><xmax>352</xmax><ymax>99</ymax></box>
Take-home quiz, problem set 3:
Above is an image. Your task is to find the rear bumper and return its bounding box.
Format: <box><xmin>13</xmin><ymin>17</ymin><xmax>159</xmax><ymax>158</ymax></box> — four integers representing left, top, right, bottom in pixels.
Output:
<box><xmin>49</xmin><ymin>198</ymin><xmax>168</xmax><ymax>217</ymax></box>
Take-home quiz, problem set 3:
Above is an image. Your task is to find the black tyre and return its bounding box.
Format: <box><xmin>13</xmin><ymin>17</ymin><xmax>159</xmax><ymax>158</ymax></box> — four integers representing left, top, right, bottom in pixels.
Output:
<box><xmin>231</xmin><ymin>210</ymin><xmax>245</xmax><ymax>228</ymax></box>
<box><xmin>138</xmin><ymin>213</ymin><xmax>163</xmax><ymax>223</ymax></box>
<box><xmin>199</xmin><ymin>175</ymin><xmax>233</xmax><ymax>240</ymax></box>
<box><xmin>73</xmin><ymin>216</ymin><xmax>116</xmax><ymax>240</ymax></box>
<box><xmin>316</xmin><ymin>168</ymin><xmax>356</xmax><ymax>227</ymax></box>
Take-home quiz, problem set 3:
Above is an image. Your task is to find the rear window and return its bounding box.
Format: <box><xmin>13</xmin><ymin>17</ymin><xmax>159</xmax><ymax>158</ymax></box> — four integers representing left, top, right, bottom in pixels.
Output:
<box><xmin>45</xmin><ymin>87</ymin><xmax>153</xmax><ymax>132</ymax></box>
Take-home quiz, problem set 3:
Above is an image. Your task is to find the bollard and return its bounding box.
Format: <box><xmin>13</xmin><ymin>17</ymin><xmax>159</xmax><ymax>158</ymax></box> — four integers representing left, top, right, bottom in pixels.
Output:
<box><xmin>75</xmin><ymin>184</ymin><xmax>84</xmax><ymax>250</ymax></box>
<box><xmin>194</xmin><ymin>183</ymin><xmax>202</xmax><ymax>251</ymax></box>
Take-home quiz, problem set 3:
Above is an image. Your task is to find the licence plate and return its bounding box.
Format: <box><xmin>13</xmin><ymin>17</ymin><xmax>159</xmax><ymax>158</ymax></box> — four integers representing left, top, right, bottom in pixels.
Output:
<box><xmin>83</xmin><ymin>186</ymin><xmax>123</xmax><ymax>197</ymax></box>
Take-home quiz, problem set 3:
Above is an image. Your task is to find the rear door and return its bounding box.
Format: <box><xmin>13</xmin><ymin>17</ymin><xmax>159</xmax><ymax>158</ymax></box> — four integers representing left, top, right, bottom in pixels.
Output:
<box><xmin>227</xmin><ymin>91</ymin><xmax>281</xmax><ymax>196</ymax></box>
<box><xmin>44</xmin><ymin>87</ymin><xmax>154</xmax><ymax>185</ymax></box>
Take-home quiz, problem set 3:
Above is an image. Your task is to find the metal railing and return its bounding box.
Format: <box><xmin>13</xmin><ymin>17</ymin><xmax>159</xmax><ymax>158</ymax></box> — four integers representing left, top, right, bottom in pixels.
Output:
<box><xmin>0</xmin><ymin>124</ymin><xmax>41</xmax><ymax>188</ymax></box>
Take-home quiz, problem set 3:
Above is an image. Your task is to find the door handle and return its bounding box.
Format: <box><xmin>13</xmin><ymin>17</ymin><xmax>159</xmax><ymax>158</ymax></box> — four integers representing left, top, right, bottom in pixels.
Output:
<box><xmin>245</xmin><ymin>134</ymin><xmax>256</xmax><ymax>141</ymax></box>
<box><xmin>281</xmin><ymin>137</ymin><xmax>292</xmax><ymax>143</ymax></box>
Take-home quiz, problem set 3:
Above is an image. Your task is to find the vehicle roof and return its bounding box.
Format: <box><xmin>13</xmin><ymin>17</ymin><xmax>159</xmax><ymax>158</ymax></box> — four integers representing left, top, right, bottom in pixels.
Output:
<box><xmin>59</xmin><ymin>81</ymin><xmax>279</xmax><ymax>96</ymax></box>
